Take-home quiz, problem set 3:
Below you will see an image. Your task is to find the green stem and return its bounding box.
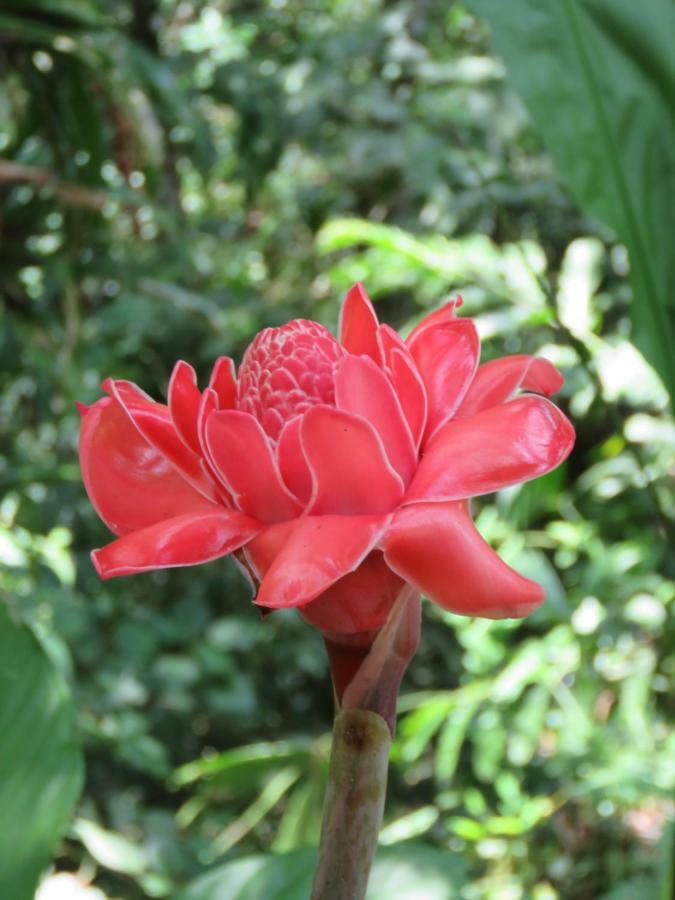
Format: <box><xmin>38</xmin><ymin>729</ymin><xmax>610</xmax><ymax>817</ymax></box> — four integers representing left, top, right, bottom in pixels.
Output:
<box><xmin>311</xmin><ymin>709</ymin><xmax>391</xmax><ymax>900</ymax></box>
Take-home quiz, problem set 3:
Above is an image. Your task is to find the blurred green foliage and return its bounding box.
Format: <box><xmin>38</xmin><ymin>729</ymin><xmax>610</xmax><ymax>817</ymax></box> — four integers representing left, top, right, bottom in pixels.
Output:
<box><xmin>0</xmin><ymin>2</ymin><xmax>673</xmax><ymax>899</ymax></box>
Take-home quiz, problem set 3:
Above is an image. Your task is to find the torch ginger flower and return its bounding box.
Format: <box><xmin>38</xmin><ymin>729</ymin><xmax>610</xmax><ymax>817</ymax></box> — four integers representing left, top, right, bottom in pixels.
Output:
<box><xmin>79</xmin><ymin>285</ymin><xmax>574</xmax><ymax>648</ymax></box>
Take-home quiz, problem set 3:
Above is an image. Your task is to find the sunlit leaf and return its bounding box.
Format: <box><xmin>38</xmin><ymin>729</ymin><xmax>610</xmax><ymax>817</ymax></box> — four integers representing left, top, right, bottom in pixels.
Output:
<box><xmin>0</xmin><ymin>602</ymin><xmax>83</xmax><ymax>900</ymax></box>
<box><xmin>466</xmin><ymin>0</ymin><xmax>675</xmax><ymax>405</ymax></box>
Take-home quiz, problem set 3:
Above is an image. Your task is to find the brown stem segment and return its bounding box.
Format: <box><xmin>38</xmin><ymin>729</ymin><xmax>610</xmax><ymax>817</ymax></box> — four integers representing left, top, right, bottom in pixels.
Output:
<box><xmin>311</xmin><ymin>709</ymin><xmax>391</xmax><ymax>900</ymax></box>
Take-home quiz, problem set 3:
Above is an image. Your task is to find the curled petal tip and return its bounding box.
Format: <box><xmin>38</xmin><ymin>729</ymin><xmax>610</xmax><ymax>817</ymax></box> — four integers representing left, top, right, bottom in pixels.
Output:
<box><xmin>75</xmin><ymin>401</ymin><xmax>89</xmax><ymax>417</ymax></box>
<box><xmin>90</xmin><ymin>548</ymin><xmax>107</xmax><ymax>580</ymax></box>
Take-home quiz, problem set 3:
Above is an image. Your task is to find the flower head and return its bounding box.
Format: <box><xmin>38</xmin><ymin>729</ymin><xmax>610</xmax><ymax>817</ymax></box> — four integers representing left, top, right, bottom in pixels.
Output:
<box><xmin>79</xmin><ymin>284</ymin><xmax>574</xmax><ymax>645</ymax></box>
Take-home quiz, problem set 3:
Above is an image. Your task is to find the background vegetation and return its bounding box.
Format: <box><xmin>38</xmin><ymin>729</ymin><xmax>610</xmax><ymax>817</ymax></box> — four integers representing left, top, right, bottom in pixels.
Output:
<box><xmin>1</xmin><ymin>2</ymin><xmax>673</xmax><ymax>898</ymax></box>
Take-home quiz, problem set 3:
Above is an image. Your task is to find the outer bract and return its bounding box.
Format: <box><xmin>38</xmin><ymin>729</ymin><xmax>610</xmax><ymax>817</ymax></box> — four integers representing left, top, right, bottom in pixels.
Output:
<box><xmin>79</xmin><ymin>284</ymin><xmax>574</xmax><ymax>645</ymax></box>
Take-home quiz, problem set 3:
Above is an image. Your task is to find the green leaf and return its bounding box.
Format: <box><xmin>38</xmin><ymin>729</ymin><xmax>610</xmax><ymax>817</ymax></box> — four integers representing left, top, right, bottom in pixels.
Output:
<box><xmin>466</xmin><ymin>0</ymin><xmax>675</xmax><ymax>406</ymax></box>
<box><xmin>169</xmin><ymin>740</ymin><xmax>312</xmax><ymax>792</ymax></box>
<box><xmin>0</xmin><ymin>602</ymin><xmax>83</xmax><ymax>900</ymax></box>
<box><xmin>173</xmin><ymin>849</ymin><xmax>316</xmax><ymax>900</ymax></box>
<box><xmin>175</xmin><ymin>844</ymin><xmax>466</xmax><ymax>900</ymax></box>
<box><xmin>72</xmin><ymin>818</ymin><xmax>148</xmax><ymax>877</ymax></box>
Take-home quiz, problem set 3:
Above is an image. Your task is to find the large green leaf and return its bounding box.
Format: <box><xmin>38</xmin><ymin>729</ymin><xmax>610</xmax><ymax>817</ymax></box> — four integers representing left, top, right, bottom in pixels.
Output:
<box><xmin>0</xmin><ymin>602</ymin><xmax>83</xmax><ymax>900</ymax></box>
<box><xmin>465</xmin><ymin>0</ymin><xmax>675</xmax><ymax>406</ymax></box>
<box><xmin>175</xmin><ymin>843</ymin><xmax>466</xmax><ymax>900</ymax></box>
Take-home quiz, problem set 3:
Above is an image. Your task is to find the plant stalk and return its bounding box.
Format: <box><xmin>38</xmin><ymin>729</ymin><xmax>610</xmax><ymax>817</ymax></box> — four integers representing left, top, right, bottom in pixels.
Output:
<box><xmin>310</xmin><ymin>708</ymin><xmax>391</xmax><ymax>900</ymax></box>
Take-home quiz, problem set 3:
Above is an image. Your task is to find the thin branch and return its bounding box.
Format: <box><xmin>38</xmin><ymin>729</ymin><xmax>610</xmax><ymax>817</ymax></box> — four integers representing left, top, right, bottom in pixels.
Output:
<box><xmin>0</xmin><ymin>159</ymin><xmax>110</xmax><ymax>211</ymax></box>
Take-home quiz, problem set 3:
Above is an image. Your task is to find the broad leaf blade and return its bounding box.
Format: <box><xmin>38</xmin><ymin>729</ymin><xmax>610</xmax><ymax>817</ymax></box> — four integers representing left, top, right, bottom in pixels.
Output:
<box><xmin>0</xmin><ymin>603</ymin><xmax>83</xmax><ymax>900</ymax></box>
<box><xmin>175</xmin><ymin>843</ymin><xmax>465</xmax><ymax>899</ymax></box>
<box><xmin>466</xmin><ymin>0</ymin><xmax>675</xmax><ymax>406</ymax></box>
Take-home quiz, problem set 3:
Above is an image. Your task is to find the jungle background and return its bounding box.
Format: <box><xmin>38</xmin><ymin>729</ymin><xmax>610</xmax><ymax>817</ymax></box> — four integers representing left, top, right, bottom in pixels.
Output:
<box><xmin>0</xmin><ymin>2</ymin><xmax>673</xmax><ymax>898</ymax></box>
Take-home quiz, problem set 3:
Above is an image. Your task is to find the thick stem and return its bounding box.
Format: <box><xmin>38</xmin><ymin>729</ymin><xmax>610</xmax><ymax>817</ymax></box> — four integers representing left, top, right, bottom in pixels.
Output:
<box><xmin>311</xmin><ymin>709</ymin><xmax>391</xmax><ymax>900</ymax></box>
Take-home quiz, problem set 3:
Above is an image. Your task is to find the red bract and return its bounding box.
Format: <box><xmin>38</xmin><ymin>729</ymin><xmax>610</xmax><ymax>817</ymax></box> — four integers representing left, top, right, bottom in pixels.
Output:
<box><xmin>79</xmin><ymin>284</ymin><xmax>574</xmax><ymax>643</ymax></box>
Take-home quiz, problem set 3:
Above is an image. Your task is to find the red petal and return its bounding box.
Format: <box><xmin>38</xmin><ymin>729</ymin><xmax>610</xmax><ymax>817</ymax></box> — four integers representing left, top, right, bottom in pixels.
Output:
<box><xmin>168</xmin><ymin>360</ymin><xmax>202</xmax><ymax>452</ymax></box>
<box><xmin>204</xmin><ymin>410</ymin><xmax>302</xmax><ymax>522</ymax></box>
<box><xmin>91</xmin><ymin>509</ymin><xmax>261</xmax><ymax>579</ymax></box>
<box><xmin>197</xmin><ymin>387</ymin><xmax>218</xmax><ymax>449</ymax></box>
<box><xmin>107</xmin><ymin>379</ymin><xmax>218</xmax><ymax>502</ymax></box>
<box><xmin>383</xmin><ymin>502</ymin><xmax>544</xmax><ymax>618</ymax></box>
<box><xmin>276</xmin><ymin>416</ymin><xmax>312</xmax><ymax>504</ymax></box>
<box><xmin>408</xmin><ymin>315</ymin><xmax>479</xmax><ymax>444</ymax></box>
<box><xmin>209</xmin><ymin>356</ymin><xmax>237</xmax><ymax>409</ymax></box>
<box><xmin>300</xmin><ymin>551</ymin><xmax>404</xmax><ymax>635</ymax></box>
<box><xmin>338</xmin><ymin>282</ymin><xmax>381</xmax><ymax>362</ymax></box>
<box><xmin>255</xmin><ymin>515</ymin><xmax>388</xmax><ymax>609</ymax></box>
<box><xmin>456</xmin><ymin>355</ymin><xmax>564</xmax><ymax>419</ymax></box>
<box><xmin>335</xmin><ymin>355</ymin><xmax>417</xmax><ymax>485</ymax></box>
<box><xmin>376</xmin><ymin>322</ymin><xmax>407</xmax><ymax>363</ymax></box>
<box><xmin>301</xmin><ymin>406</ymin><xmax>404</xmax><ymax>515</ymax></box>
<box><xmin>376</xmin><ymin>325</ymin><xmax>428</xmax><ymax>448</ymax></box>
<box><xmin>80</xmin><ymin>397</ymin><xmax>218</xmax><ymax>537</ymax></box>
<box><xmin>405</xmin><ymin>296</ymin><xmax>463</xmax><ymax>345</ymax></box>
<box><xmin>243</xmin><ymin>519</ymin><xmax>296</xmax><ymax>582</ymax></box>
<box><xmin>404</xmin><ymin>396</ymin><xmax>575</xmax><ymax>504</ymax></box>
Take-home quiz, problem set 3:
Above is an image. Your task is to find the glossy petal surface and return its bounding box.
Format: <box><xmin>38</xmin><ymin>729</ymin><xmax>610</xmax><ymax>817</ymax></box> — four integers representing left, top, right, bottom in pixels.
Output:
<box><xmin>243</xmin><ymin>519</ymin><xmax>296</xmax><ymax>583</ymax></box>
<box><xmin>92</xmin><ymin>510</ymin><xmax>261</xmax><ymax>579</ymax></box>
<box><xmin>301</xmin><ymin>406</ymin><xmax>403</xmax><ymax>515</ymax></box>
<box><xmin>300</xmin><ymin>552</ymin><xmax>404</xmax><ymax>635</ymax></box>
<box><xmin>208</xmin><ymin>356</ymin><xmax>237</xmax><ymax>409</ymax></box>
<box><xmin>383</xmin><ymin>502</ymin><xmax>544</xmax><ymax>617</ymax></box>
<box><xmin>168</xmin><ymin>360</ymin><xmax>201</xmax><ymax>452</ymax></box>
<box><xmin>338</xmin><ymin>282</ymin><xmax>381</xmax><ymax>362</ymax></box>
<box><xmin>276</xmin><ymin>416</ymin><xmax>312</xmax><ymax>504</ymax></box>
<box><xmin>79</xmin><ymin>397</ymin><xmax>218</xmax><ymax>537</ymax></box>
<box><xmin>256</xmin><ymin>515</ymin><xmax>388</xmax><ymax>609</ymax></box>
<box><xmin>205</xmin><ymin>410</ymin><xmax>301</xmax><ymax>522</ymax></box>
<box><xmin>408</xmin><ymin>315</ymin><xmax>479</xmax><ymax>443</ymax></box>
<box><xmin>405</xmin><ymin>297</ymin><xmax>463</xmax><ymax>345</ymax></box>
<box><xmin>457</xmin><ymin>355</ymin><xmax>564</xmax><ymax>419</ymax></box>
<box><xmin>335</xmin><ymin>355</ymin><xmax>417</xmax><ymax>484</ymax></box>
<box><xmin>405</xmin><ymin>396</ymin><xmax>575</xmax><ymax>503</ymax></box>
<box><xmin>379</xmin><ymin>332</ymin><xmax>427</xmax><ymax>448</ymax></box>
<box><xmin>107</xmin><ymin>378</ymin><xmax>217</xmax><ymax>501</ymax></box>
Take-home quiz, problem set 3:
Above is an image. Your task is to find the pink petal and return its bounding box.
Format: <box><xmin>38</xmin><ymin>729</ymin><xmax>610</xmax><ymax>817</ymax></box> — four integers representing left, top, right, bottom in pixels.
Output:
<box><xmin>376</xmin><ymin>325</ymin><xmax>428</xmax><ymax>448</ymax></box>
<box><xmin>106</xmin><ymin>378</ymin><xmax>218</xmax><ymax>502</ymax></box>
<box><xmin>204</xmin><ymin>410</ymin><xmax>302</xmax><ymax>522</ymax></box>
<box><xmin>91</xmin><ymin>509</ymin><xmax>261</xmax><ymax>579</ymax></box>
<box><xmin>382</xmin><ymin>501</ymin><xmax>544</xmax><ymax>618</ymax></box>
<box><xmin>405</xmin><ymin>296</ymin><xmax>463</xmax><ymax>345</ymax></box>
<box><xmin>301</xmin><ymin>406</ymin><xmax>404</xmax><ymax>515</ymax></box>
<box><xmin>338</xmin><ymin>282</ymin><xmax>382</xmax><ymax>363</ymax></box>
<box><xmin>79</xmin><ymin>397</ymin><xmax>218</xmax><ymax>537</ymax></box>
<box><xmin>276</xmin><ymin>416</ymin><xmax>312</xmax><ymax>504</ymax></box>
<box><xmin>407</xmin><ymin>315</ymin><xmax>479</xmax><ymax>444</ymax></box>
<box><xmin>388</xmin><ymin>347</ymin><xmax>427</xmax><ymax>449</ymax></box>
<box><xmin>376</xmin><ymin>322</ymin><xmax>407</xmax><ymax>364</ymax></box>
<box><xmin>404</xmin><ymin>396</ymin><xmax>575</xmax><ymax>504</ymax></box>
<box><xmin>299</xmin><ymin>551</ymin><xmax>404</xmax><ymax>635</ymax></box>
<box><xmin>193</xmin><ymin>387</ymin><xmax>235</xmax><ymax>507</ymax></box>
<box><xmin>456</xmin><ymin>355</ymin><xmax>564</xmax><ymax>419</ymax></box>
<box><xmin>243</xmin><ymin>519</ymin><xmax>297</xmax><ymax>583</ymax></box>
<box><xmin>168</xmin><ymin>360</ymin><xmax>202</xmax><ymax>452</ymax></box>
<box><xmin>335</xmin><ymin>355</ymin><xmax>417</xmax><ymax>485</ymax></box>
<box><xmin>197</xmin><ymin>387</ymin><xmax>218</xmax><ymax>449</ymax></box>
<box><xmin>209</xmin><ymin>356</ymin><xmax>237</xmax><ymax>409</ymax></box>
<box><xmin>255</xmin><ymin>515</ymin><xmax>388</xmax><ymax>608</ymax></box>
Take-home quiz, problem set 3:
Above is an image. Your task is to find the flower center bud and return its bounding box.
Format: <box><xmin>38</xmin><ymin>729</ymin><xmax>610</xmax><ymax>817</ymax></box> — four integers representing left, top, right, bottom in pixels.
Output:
<box><xmin>237</xmin><ymin>319</ymin><xmax>345</xmax><ymax>440</ymax></box>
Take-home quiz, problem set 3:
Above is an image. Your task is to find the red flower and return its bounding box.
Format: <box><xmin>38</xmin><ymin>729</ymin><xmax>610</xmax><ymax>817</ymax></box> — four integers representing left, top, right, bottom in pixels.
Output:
<box><xmin>79</xmin><ymin>284</ymin><xmax>574</xmax><ymax>641</ymax></box>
